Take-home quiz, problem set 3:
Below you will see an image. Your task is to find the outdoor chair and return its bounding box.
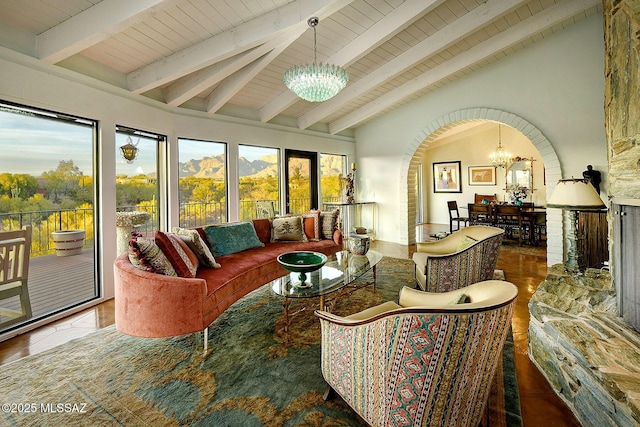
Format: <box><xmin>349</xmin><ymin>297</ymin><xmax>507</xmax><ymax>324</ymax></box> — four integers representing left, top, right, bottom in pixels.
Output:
<box><xmin>0</xmin><ymin>225</ymin><xmax>33</xmax><ymax>330</ymax></box>
<box><xmin>412</xmin><ymin>225</ymin><xmax>504</xmax><ymax>291</ymax></box>
<box><xmin>255</xmin><ymin>200</ymin><xmax>276</xmax><ymax>218</ymax></box>
<box><xmin>447</xmin><ymin>200</ymin><xmax>469</xmax><ymax>232</ymax></box>
<box><xmin>315</xmin><ymin>280</ymin><xmax>518</xmax><ymax>427</ymax></box>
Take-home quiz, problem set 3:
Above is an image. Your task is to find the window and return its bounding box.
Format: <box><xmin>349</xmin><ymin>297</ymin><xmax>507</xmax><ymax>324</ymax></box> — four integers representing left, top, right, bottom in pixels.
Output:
<box><xmin>178</xmin><ymin>138</ymin><xmax>227</xmax><ymax>227</ymax></box>
<box><xmin>0</xmin><ymin>101</ymin><xmax>97</xmax><ymax>333</ymax></box>
<box><xmin>115</xmin><ymin>126</ymin><xmax>166</xmax><ymax>236</ymax></box>
<box><xmin>320</xmin><ymin>154</ymin><xmax>345</xmax><ymax>205</ymax></box>
<box><xmin>238</xmin><ymin>145</ymin><xmax>279</xmax><ymax>220</ymax></box>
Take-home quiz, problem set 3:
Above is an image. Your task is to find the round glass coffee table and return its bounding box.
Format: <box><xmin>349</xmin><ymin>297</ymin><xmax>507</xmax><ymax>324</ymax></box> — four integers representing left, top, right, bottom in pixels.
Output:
<box><xmin>271</xmin><ymin>249</ymin><xmax>383</xmax><ymax>332</ymax></box>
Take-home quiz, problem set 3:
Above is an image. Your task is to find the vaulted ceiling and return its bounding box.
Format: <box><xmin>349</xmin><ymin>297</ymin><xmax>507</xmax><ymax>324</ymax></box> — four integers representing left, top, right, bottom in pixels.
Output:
<box><xmin>0</xmin><ymin>0</ymin><xmax>601</xmax><ymax>135</ymax></box>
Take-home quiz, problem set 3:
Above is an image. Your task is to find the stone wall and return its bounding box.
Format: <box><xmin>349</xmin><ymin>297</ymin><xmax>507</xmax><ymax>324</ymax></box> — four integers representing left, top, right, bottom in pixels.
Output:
<box><xmin>605</xmin><ymin>0</ymin><xmax>640</xmax><ymax>199</ymax></box>
<box><xmin>529</xmin><ymin>1</ymin><xmax>640</xmax><ymax>426</ymax></box>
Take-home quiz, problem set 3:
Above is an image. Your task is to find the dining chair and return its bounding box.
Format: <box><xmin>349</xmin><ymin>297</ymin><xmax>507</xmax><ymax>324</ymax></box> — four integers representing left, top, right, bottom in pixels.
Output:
<box><xmin>468</xmin><ymin>203</ymin><xmax>494</xmax><ymax>226</ymax></box>
<box><xmin>494</xmin><ymin>204</ymin><xmax>529</xmax><ymax>246</ymax></box>
<box><xmin>474</xmin><ymin>193</ymin><xmax>498</xmax><ymax>204</ymax></box>
<box><xmin>447</xmin><ymin>201</ymin><xmax>469</xmax><ymax>232</ymax></box>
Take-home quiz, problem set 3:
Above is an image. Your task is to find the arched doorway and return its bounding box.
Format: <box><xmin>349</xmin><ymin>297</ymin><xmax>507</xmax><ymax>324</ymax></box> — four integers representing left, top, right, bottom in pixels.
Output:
<box><xmin>401</xmin><ymin>108</ymin><xmax>563</xmax><ymax>266</ymax></box>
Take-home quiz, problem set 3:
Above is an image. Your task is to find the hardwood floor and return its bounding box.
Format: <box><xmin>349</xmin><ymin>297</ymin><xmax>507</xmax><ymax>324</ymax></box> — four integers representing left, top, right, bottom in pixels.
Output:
<box><xmin>0</xmin><ymin>225</ymin><xmax>581</xmax><ymax>426</ymax></box>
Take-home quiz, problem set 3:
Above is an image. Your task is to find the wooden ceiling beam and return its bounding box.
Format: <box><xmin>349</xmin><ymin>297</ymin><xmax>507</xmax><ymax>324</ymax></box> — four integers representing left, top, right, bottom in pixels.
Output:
<box><xmin>36</xmin><ymin>0</ymin><xmax>171</xmax><ymax>64</ymax></box>
<box><xmin>259</xmin><ymin>0</ymin><xmax>444</xmax><ymax>123</ymax></box>
<box><xmin>298</xmin><ymin>0</ymin><xmax>528</xmax><ymax>130</ymax></box>
<box><xmin>127</xmin><ymin>0</ymin><xmax>354</xmax><ymax>95</ymax></box>
<box><xmin>328</xmin><ymin>0</ymin><xmax>601</xmax><ymax>134</ymax></box>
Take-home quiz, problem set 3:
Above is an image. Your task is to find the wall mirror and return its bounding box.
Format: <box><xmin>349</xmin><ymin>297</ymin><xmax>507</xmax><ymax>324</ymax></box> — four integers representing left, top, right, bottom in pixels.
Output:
<box><xmin>506</xmin><ymin>157</ymin><xmax>533</xmax><ymax>191</ymax></box>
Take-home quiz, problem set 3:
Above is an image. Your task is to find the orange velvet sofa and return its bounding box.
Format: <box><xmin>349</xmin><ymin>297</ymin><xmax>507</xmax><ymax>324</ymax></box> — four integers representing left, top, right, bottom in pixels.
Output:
<box><xmin>113</xmin><ymin>218</ymin><xmax>342</xmax><ymax>350</ymax></box>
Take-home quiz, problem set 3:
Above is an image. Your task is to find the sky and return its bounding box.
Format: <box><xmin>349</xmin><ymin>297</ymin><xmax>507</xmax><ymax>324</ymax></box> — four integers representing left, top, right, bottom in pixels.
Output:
<box><xmin>0</xmin><ymin>108</ymin><xmax>271</xmax><ymax>177</ymax></box>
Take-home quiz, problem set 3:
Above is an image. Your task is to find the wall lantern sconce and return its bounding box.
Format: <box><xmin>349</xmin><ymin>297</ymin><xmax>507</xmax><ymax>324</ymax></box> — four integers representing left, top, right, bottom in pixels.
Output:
<box><xmin>120</xmin><ymin>136</ymin><xmax>139</xmax><ymax>163</ymax></box>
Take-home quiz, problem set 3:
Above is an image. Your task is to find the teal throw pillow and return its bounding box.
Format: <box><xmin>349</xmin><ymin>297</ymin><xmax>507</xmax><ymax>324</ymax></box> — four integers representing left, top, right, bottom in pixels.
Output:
<box><xmin>203</xmin><ymin>222</ymin><xmax>265</xmax><ymax>257</ymax></box>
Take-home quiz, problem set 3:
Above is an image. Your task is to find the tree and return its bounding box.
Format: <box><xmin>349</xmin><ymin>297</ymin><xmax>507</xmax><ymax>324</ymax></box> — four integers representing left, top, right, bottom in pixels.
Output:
<box><xmin>0</xmin><ymin>173</ymin><xmax>38</xmax><ymax>199</ymax></box>
<box><xmin>42</xmin><ymin>160</ymin><xmax>83</xmax><ymax>203</ymax></box>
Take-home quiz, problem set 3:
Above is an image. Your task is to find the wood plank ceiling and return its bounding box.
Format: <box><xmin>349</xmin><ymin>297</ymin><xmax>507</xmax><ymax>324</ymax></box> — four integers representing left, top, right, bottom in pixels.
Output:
<box><xmin>0</xmin><ymin>0</ymin><xmax>601</xmax><ymax>135</ymax></box>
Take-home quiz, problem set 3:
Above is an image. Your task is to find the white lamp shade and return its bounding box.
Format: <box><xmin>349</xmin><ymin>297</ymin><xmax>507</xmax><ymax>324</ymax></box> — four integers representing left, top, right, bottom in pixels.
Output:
<box><xmin>547</xmin><ymin>179</ymin><xmax>605</xmax><ymax>210</ymax></box>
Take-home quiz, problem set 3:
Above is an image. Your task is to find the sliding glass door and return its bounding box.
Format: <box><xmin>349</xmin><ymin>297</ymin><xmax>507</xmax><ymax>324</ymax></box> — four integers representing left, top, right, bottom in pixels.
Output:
<box><xmin>0</xmin><ymin>101</ymin><xmax>98</xmax><ymax>334</ymax></box>
<box><xmin>285</xmin><ymin>150</ymin><xmax>318</xmax><ymax>214</ymax></box>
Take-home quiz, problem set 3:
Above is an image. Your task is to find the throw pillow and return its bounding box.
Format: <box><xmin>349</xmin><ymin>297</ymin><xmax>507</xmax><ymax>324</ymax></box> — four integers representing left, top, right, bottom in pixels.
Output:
<box><xmin>128</xmin><ymin>231</ymin><xmax>177</xmax><ymax>276</ymax></box>
<box><xmin>302</xmin><ymin>211</ymin><xmax>321</xmax><ymax>241</ymax></box>
<box><xmin>203</xmin><ymin>221</ymin><xmax>265</xmax><ymax>257</ymax></box>
<box><xmin>154</xmin><ymin>231</ymin><xmax>198</xmax><ymax>278</ymax></box>
<box><xmin>172</xmin><ymin>227</ymin><xmax>221</xmax><ymax>269</ymax></box>
<box><xmin>456</xmin><ymin>235</ymin><xmax>478</xmax><ymax>252</ymax></box>
<box><xmin>315</xmin><ymin>209</ymin><xmax>339</xmax><ymax>240</ymax></box>
<box><xmin>170</xmin><ymin>234</ymin><xmax>200</xmax><ymax>270</ymax></box>
<box><xmin>271</xmin><ymin>216</ymin><xmax>308</xmax><ymax>242</ymax></box>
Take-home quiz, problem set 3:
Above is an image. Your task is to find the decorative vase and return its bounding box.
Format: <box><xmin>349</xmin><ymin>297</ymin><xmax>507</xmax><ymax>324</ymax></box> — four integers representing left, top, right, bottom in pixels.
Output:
<box><xmin>350</xmin><ymin>235</ymin><xmax>370</xmax><ymax>255</ymax></box>
<box><xmin>52</xmin><ymin>230</ymin><xmax>86</xmax><ymax>256</ymax></box>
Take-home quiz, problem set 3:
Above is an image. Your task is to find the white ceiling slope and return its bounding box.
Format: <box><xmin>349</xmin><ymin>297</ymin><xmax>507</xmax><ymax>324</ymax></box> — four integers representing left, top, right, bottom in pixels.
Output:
<box><xmin>0</xmin><ymin>0</ymin><xmax>601</xmax><ymax>135</ymax></box>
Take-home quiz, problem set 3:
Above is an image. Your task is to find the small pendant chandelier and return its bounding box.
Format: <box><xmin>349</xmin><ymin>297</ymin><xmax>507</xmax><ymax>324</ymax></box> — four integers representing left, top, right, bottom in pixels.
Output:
<box><xmin>489</xmin><ymin>125</ymin><xmax>512</xmax><ymax>168</ymax></box>
<box><xmin>283</xmin><ymin>17</ymin><xmax>348</xmax><ymax>102</ymax></box>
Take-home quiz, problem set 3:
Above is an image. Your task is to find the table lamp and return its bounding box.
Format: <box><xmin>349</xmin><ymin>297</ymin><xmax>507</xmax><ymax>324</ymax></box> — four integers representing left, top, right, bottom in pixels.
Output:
<box><xmin>547</xmin><ymin>178</ymin><xmax>606</xmax><ymax>272</ymax></box>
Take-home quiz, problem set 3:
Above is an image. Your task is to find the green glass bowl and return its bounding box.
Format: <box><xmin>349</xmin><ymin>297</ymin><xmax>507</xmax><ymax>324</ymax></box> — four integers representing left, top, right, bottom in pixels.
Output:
<box><xmin>277</xmin><ymin>251</ymin><xmax>328</xmax><ymax>273</ymax></box>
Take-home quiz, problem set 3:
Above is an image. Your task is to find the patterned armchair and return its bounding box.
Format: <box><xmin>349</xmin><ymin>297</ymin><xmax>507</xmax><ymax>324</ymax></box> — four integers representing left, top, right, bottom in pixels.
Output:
<box><xmin>315</xmin><ymin>280</ymin><xmax>518</xmax><ymax>427</ymax></box>
<box><xmin>412</xmin><ymin>225</ymin><xmax>504</xmax><ymax>291</ymax></box>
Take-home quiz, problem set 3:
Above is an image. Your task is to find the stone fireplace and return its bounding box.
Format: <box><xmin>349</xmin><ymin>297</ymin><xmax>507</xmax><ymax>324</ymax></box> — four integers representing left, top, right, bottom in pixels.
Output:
<box><xmin>528</xmin><ymin>1</ymin><xmax>640</xmax><ymax>426</ymax></box>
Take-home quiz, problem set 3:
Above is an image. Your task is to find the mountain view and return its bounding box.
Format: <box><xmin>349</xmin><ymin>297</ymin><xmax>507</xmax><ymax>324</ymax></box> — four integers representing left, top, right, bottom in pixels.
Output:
<box><xmin>179</xmin><ymin>154</ymin><xmax>343</xmax><ymax>179</ymax></box>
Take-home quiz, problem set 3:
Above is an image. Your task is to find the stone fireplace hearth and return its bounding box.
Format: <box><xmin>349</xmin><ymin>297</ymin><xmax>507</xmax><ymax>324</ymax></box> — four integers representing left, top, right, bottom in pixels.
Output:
<box><xmin>528</xmin><ymin>266</ymin><xmax>640</xmax><ymax>426</ymax></box>
<box><xmin>528</xmin><ymin>1</ymin><xmax>640</xmax><ymax>426</ymax></box>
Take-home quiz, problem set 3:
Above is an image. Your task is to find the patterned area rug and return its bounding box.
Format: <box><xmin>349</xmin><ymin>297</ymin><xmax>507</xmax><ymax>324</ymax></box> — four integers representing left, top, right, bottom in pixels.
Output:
<box><xmin>0</xmin><ymin>258</ymin><xmax>521</xmax><ymax>426</ymax></box>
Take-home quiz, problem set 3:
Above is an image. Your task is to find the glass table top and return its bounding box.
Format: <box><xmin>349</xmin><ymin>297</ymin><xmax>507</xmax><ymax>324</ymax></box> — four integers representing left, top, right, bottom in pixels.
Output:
<box><xmin>271</xmin><ymin>250</ymin><xmax>383</xmax><ymax>299</ymax></box>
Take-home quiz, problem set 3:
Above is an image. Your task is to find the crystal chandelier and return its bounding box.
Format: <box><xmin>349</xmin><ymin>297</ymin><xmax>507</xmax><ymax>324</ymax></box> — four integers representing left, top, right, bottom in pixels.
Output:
<box><xmin>489</xmin><ymin>125</ymin><xmax>512</xmax><ymax>168</ymax></box>
<box><xmin>283</xmin><ymin>17</ymin><xmax>348</xmax><ymax>102</ymax></box>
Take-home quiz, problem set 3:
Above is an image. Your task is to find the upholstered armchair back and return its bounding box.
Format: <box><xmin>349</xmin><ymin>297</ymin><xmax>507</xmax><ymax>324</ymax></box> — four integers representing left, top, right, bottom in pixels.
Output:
<box><xmin>316</xmin><ymin>280</ymin><xmax>518</xmax><ymax>427</ymax></box>
<box><xmin>412</xmin><ymin>226</ymin><xmax>504</xmax><ymax>292</ymax></box>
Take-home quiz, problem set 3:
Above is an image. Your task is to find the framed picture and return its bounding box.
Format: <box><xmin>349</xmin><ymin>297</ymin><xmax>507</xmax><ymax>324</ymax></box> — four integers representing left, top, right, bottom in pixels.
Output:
<box><xmin>468</xmin><ymin>166</ymin><xmax>496</xmax><ymax>186</ymax></box>
<box><xmin>433</xmin><ymin>161</ymin><xmax>461</xmax><ymax>193</ymax></box>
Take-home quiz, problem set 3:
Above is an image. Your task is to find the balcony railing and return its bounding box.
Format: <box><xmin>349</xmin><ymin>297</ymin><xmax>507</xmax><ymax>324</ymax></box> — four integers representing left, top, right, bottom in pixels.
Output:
<box><xmin>1</xmin><ymin>197</ymin><xmax>342</xmax><ymax>256</ymax></box>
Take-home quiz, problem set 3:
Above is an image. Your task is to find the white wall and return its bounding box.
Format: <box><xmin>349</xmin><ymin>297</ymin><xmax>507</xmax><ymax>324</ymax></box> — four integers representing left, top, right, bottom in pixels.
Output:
<box><xmin>355</xmin><ymin>13</ymin><xmax>607</xmax><ymax>265</ymax></box>
<box><xmin>0</xmin><ymin>46</ymin><xmax>355</xmax><ymax>316</ymax></box>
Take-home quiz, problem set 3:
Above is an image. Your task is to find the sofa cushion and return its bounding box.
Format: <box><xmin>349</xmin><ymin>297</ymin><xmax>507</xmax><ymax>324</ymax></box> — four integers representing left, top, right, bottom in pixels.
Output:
<box><xmin>271</xmin><ymin>215</ymin><xmax>308</xmax><ymax>242</ymax></box>
<box><xmin>154</xmin><ymin>231</ymin><xmax>198</xmax><ymax>278</ymax></box>
<box><xmin>204</xmin><ymin>221</ymin><xmax>265</xmax><ymax>257</ymax></box>
<box><xmin>173</xmin><ymin>227</ymin><xmax>221</xmax><ymax>269</ymax></box>
<box><xmin>302</xmin><ymin>211</ymin><xmax>321</xmax><ymax>241</ymax></box>
<box><xmin>128</xmin><ymin>232</ymin><xmax>177</xmax><ymax>276</ymax></box>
